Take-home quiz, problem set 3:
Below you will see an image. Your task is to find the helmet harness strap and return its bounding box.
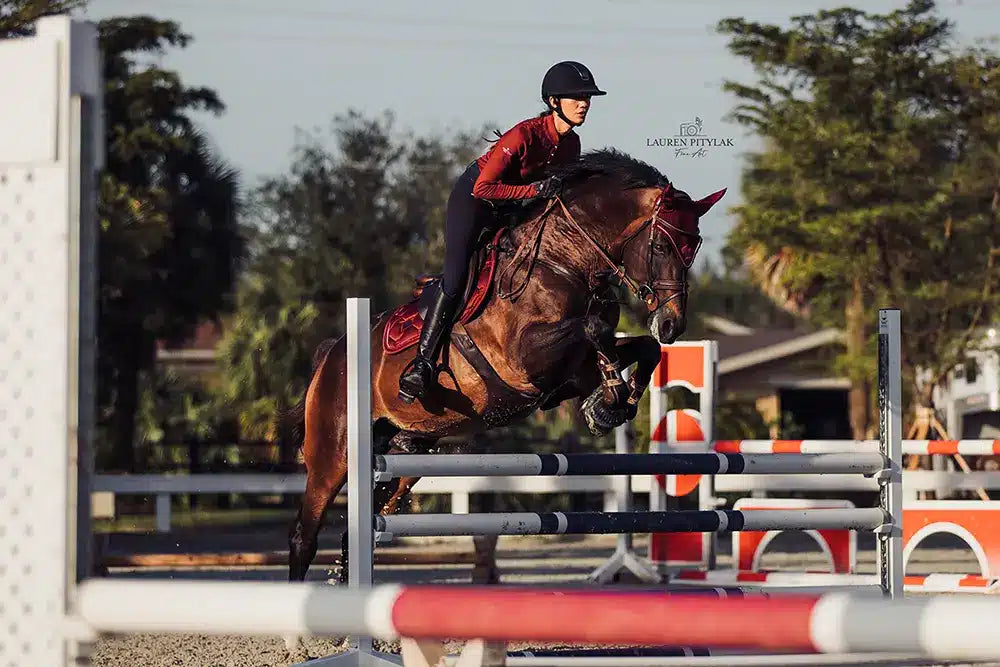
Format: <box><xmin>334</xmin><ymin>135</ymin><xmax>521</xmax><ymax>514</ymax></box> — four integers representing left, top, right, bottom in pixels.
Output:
<box><xmin>549</xmin><ymin>96</ymin><xmax>581</xmax><ymax>128</ymax></box>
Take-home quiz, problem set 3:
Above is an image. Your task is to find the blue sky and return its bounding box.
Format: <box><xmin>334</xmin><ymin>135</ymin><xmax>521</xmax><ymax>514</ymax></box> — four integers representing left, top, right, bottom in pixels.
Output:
<box><xmin>79</xmin><ymin>0</ymin><xmax>999</xmax><ymax>269</ymax></box>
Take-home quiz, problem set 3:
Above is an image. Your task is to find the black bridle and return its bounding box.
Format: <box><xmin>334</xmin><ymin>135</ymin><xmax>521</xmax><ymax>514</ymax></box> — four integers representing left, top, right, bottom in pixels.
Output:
<box><xmin>618</xmin><ymin>191</ymin><xmax>704</xmax><ymax>311</ymax></box>
<box><xmin>559</xmin><ymin>188</ymin><xmax>703</xmax><ymax>312</ymax></box>
<box><xmin>497</xmin><ymin>186</ymin><xmax>703</xmax><ymax>312</ymax></box>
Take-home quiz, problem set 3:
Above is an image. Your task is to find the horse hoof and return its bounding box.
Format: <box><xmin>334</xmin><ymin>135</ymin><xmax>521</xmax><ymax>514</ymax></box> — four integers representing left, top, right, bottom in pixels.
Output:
<box><xmin>582</xmin><ymin>391</ymin><xmax>625</xmax><ymax>436</ymax></box>
<box><xmin>584</xmin><ymin>415</ymin><xmax>611</xmax><ymax>437</ymax></box>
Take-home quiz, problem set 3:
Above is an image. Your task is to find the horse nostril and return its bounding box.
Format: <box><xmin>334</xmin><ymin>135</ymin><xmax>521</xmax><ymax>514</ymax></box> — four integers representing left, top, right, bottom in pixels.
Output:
<box><xmin>659</xmin><ymin>320</ymin><xmax>676</xmax><ymax>343</ymax></box>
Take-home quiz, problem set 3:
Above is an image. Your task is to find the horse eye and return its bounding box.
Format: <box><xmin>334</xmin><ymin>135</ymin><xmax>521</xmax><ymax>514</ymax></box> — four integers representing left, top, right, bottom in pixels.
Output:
<box><xmin>651</xmin><ymin>243</ymin><xmax>666</xmax><ymax>254</ymax></box>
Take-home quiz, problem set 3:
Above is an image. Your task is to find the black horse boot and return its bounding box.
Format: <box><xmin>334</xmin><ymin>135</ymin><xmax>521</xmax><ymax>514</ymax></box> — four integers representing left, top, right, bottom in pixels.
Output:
<box><xmin>398</xmin><ymin>288</ymin><xmax>459</xmax><ymax>403</ymax></box>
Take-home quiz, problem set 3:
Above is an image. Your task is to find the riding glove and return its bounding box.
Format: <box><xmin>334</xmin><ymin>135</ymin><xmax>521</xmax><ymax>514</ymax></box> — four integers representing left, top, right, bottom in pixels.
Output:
<box><xmin>532</xmin><ymin>175</ymin><xmax>563</xmax><ymax>199</ymax></box>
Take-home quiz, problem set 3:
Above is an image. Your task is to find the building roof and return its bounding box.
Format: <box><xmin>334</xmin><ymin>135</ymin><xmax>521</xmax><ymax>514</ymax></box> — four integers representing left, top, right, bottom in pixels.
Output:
<box><xmin>717</xmin><ymin>328</ymin><xmax>844</xmax><ymax>375</ymax></box>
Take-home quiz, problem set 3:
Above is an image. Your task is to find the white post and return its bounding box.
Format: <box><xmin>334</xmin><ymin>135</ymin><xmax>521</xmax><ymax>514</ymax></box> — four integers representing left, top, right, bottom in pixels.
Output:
<box><xmin>0</xmin><ymin>17</ymin><xmax>102</xmax><ymax>667</ymax></box>
<box><xmin>347</xmin><ymin>298</ymin><xmax>374</xmax><ymax>654</ymax></box>
<box><xmin>313</xmin><ymin>298</ymin><xmax>401</xmax><ymax>667</ymax></box>
<box><xmin>451</xmin><ymin>492</ymin><xmax>470</xmax><ymax>515</ymax></box>
<box><xmin>648</xmin><ymin>377</ymin><xmax>667</xmax><ymax>514</ymax></box>
<box><xmin>699</xmin><ymin>341</ymin><xmax>719</xmax><ymax>570</ymax></box>
<box><xmin>155</xmin><ymin>494</ymin><xmax>171</xmax><ymax>533</ymax></box>
<box><xmin>602</xmin><ymin>491</ymin><xmax>616</xmax><ymax>512</ymax></box>
<box><xmin>877</xmin><ymin>308</ymin><xmax>905</xmax><ymax>599</ymax></box>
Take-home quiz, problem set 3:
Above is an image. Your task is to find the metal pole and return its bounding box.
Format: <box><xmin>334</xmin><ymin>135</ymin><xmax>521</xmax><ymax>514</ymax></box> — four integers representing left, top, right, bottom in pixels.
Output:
<box><xmin>376</xmin><ymin>452</ymin><xmax>887</xmax><ymax>477</ymax></box>
<box><xmin>615</xmin><ymin>371</ymin><xmax>633</xmax><ymax>546</ymax></box>
<box><xmin>700</xmin><ymin>341</ymin><xmax>719</xmax><ymax>570</ymax></box>
<box><xmin>877</xmin><ymin>308</ymin><xmax>905</xmax><ymax>599</ymax></box>
<box><xmin>347</xmin><ymin>298</ymin><xmax>374</xmax><ymax>655</ymax></box>
<box><xmin>377</xmin><ymin>508</ymin><xmax>888</xmax><ymax>538</ymax></box>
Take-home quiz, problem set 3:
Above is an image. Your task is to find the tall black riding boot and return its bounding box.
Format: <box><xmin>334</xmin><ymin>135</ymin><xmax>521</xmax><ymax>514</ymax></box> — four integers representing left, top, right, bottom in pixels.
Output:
<box><xmin>398</xmin><ymin>288</ymin><xmax>459</xmax><ymax>403</ymax></box>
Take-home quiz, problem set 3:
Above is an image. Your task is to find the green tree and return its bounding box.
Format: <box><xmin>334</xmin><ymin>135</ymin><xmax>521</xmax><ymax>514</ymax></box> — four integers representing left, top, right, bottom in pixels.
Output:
<box><xmin>97</xmin><ymin>16</ymin><xmax>243</xmax><ymax>470</ymax></box>
<box><xmin>0</xmin><ymin>0</ymin><xmax>83</xmax><ymax>37</ymax></box>
<box><xmin>718</xmin><ymin>1</ymin><xmax>1000</xmax><ymax>436</ymax></box>
<box><xmin>213</xmin><ymin>111</ymin><xmax>483</xmax><ymax>465</ymax></box>
<box><xmin>683</xmin><ymin>257</ymin><xmax>802</xmax><ymax>339</ymax></box>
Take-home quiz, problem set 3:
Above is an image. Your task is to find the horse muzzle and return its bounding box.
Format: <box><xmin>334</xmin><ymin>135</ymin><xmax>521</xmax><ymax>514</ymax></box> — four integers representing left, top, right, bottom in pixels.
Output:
<box><xmin>650</xmin><ymin>310</ymin><xmax>686</xmax><ymax>345</ymax></box>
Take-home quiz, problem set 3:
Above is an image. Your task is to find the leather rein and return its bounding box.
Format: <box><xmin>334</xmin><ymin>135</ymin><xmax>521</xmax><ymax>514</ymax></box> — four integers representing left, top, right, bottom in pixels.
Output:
<box><xmin>497</xmin><ymin>188</ymin><xmax>701</xmax><ymax>312</ymax></box>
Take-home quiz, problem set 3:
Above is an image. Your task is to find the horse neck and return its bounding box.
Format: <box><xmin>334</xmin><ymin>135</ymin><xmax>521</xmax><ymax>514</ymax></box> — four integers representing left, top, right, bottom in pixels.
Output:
<box><xmin>523</xmin><ymin>192</ymin><xmax>641</xmax><ymax>285</ymax></box>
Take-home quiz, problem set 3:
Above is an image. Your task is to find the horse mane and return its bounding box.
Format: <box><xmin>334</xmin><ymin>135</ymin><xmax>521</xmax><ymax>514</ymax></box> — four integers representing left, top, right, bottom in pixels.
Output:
<box><xmin>497</xmin><ymin>148</ymin><xmax>676</xmax><ymax>238</ymax></box>
<box><xmin>545</xmin><ymin>147</ymin><xmax>670</xmax><ymax>191</ymax></box>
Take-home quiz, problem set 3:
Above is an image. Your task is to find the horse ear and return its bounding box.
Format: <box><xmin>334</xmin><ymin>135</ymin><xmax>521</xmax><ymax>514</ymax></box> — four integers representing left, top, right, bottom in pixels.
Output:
<box><xmin>693</xmin><ymin>188</ymin><xmax>727</xmax><ymax>216</ymax></box>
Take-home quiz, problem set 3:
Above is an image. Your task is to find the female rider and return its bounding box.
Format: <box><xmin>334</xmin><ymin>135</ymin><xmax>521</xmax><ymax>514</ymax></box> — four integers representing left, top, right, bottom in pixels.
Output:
<box><xmin>398</xmin><ymin>60</ymin><xmax>607</xmax><ymax>403</ymax></box>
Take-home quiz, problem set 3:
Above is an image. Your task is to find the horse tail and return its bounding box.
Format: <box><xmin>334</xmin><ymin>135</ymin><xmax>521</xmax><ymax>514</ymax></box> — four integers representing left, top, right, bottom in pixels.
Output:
<box><xmin>276</xmin><ymin>337</ymin><xmax>339</xmax><ymax>455</ymax></box>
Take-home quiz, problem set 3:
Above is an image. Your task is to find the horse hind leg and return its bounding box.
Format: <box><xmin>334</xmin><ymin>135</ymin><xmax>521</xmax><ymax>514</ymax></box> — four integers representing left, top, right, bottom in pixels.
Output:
<box><xmin>337</xmin><ymin>433</ymin><xmax>433</xmax><ymax>584</ymax></box>
<box><xmin>288</xmin><ymin>338</ymin><xmax>402</xmax><ymax>582</ymax></box>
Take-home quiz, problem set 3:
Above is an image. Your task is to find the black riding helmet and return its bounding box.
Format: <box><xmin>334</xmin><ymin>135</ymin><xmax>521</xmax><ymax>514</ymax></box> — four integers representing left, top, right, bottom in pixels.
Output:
<box><xmin>542</xmin><ymin>61</ymin><xmax>606</xmax><ymax>127</ymax></box>
<box><xmin>542</xmin><ymin>61</ymin><xmax>607</xmax><ymax>98</ymax></box>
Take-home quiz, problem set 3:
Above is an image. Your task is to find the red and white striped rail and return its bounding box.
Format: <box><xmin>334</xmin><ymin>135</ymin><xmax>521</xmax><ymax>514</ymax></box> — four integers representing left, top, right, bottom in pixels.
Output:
<box><xmin>670</xmin><ymin>569</ymin><xmax>1000</xmax><ymax>594</ymax></box>
<box><xmin>904</xmin><ymin>573</ymin><xmax>1000</xmax><ymax>593</ymax></box>
<box><xmin>672</xmin><ymin>569</ymin><xmax>879</xmax><ymax>588</ymax></box>
<box><xmin>75</xmin><ymin>580</ymin><xmax>1000</xmax><ymax>661</ymax></box>
<box><xmin>707</xmin><ymin>439</ymin><xmax>1000</xmax><ymax>456</ymax></box>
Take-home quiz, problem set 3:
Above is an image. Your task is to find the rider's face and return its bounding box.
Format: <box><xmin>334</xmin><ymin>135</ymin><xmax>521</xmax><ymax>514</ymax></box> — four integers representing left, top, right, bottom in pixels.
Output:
<box><xmin>552</xmin><ymin>96</ymin><xmax>592</xmax><ymax>125</ymax></box>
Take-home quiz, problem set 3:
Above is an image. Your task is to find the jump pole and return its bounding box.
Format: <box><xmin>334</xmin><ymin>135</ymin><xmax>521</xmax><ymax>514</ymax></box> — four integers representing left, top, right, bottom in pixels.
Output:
<box><xmin>74</xmin><ymin>579</ymin><xmax>1000</xmax><ymax>662</ymax></box>
<box><xmin>375</xmin><ymin>452</ymin><xmax>888</xmax><ymax>477</ymax></box>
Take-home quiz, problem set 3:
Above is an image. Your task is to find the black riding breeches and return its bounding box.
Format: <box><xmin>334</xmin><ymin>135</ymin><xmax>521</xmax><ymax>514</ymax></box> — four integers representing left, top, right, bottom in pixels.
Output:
<box><xmin>441</xmin><ymin>162</ymin><xmax>494</xmax><ymax>298</ymax></box>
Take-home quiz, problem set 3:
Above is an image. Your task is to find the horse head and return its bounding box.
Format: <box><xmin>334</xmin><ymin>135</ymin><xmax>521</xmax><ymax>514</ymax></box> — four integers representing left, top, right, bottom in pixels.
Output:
<box><xmin>532</xmin><ymin>149</ymin><xmax>726</xmax><ymax>344</ymax></box>
<box><xmin>623</xmin><ymin>182</ymin><xmax>726</xmax><ymax>344</ymax></box>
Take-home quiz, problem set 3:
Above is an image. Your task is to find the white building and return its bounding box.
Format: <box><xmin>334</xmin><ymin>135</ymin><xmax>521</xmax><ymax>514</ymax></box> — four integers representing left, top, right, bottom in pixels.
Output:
<box><xmin>930</xmin><ymin>326</ymin><xmax>1000</xmax><ymax>438</ymax></box>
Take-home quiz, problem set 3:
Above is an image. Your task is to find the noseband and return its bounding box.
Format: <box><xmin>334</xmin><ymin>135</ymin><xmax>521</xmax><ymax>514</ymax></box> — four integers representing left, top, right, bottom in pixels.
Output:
<box><xmin>550</xmin><ymin>189</ymin><xmax>702</xmax><ymax>312</ymax></box>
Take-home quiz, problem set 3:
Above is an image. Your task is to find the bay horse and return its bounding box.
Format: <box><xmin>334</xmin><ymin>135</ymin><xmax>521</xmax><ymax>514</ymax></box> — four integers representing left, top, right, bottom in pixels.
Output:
<box><xmin>282</xmin><ymin>148</ymin><xmax>726</xmax><ymax>583</ymax></box>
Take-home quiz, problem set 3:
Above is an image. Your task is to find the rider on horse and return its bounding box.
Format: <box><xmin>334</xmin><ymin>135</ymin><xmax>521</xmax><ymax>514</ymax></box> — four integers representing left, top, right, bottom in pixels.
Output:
<box><xmin>397</xmin><ymin>60</ymin><xmax>607</xmax><ymax>403</ymax></box>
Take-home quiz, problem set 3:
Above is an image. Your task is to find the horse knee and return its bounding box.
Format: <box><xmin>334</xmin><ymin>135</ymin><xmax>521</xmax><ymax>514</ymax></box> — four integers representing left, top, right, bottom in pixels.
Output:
<box><xmin>581</xmin><ymin>315</ymin><xmax>614</xmax><ymax>346</ymax></box>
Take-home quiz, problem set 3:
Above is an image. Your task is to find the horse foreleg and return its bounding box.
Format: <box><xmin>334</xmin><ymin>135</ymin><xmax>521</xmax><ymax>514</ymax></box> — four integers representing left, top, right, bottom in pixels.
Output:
<box><xmin>577</xmin><ymin>334</ymin><xmax>661</xmax><ymax>433</ymax></box>
<box><xmin>611</xmin><ymin>334</ymin><xmax>662</xmax><ymax>420</ymax></box>
<box><xmin>577</xmin><ymin>316</ymin><xmax>649</xmax><ymax>435</ymax></box>
<box><xmin>581</xmin><ymin>316</ymin><xmax>630</xmax><ymax>407</ymax></box>
<box><xmin>517</xmin><ymin>316</ymin><xmax>625</xmax><ymax>435</ymax></box>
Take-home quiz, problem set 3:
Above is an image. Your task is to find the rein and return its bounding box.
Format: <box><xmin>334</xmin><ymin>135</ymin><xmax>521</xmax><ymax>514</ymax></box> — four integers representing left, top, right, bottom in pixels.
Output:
<box><xmin>497</xmin><ymin>191</ymin><xmax>697</xmax><ymax>312</ymax></box>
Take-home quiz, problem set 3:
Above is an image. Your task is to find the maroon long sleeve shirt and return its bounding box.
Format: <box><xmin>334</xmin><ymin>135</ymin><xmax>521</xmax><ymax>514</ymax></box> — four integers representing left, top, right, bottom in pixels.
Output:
<box><xmin>472</xmin><ymin>113</ymin><xmax>580</xmax><ymax>200</ymax></box>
